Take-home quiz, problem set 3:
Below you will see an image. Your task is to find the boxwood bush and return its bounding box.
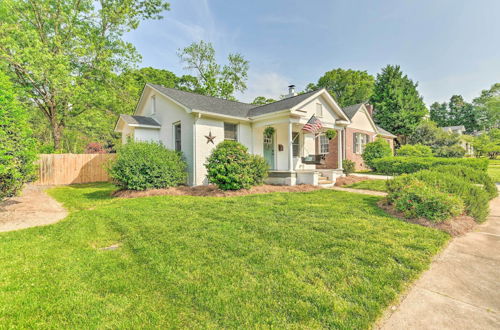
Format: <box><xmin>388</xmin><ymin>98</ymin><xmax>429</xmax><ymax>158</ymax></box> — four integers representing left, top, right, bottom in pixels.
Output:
<box><xmin>362</xmin><ymin>138</ymin><xmax>392</xmax><ymax>169</ymax></box>
<box><xmin>390</xmin><ymin>180</ymin><xmax>464</xmax><ymax>222</ymax></box>
<box><xmin>205</xmin><ymin>141</ymin><xmax>269</xmax><ymax>190</ymax></box>
<box><xmin>109</xmin><ymin>141</ymin><xmax>187</xmax><ymax>190</ymax></box>
<box><xmin>372</xmin><ymin>156</ymin><xmax>489</xmax><ymax>175</ymax></box>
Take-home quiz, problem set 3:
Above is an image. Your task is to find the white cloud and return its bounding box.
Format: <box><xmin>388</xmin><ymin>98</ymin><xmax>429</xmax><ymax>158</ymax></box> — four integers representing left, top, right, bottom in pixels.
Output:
<box><xmin>237</xmin><ymin>71</ymin><xmax>291</xmax><ymax>103</ymax></box>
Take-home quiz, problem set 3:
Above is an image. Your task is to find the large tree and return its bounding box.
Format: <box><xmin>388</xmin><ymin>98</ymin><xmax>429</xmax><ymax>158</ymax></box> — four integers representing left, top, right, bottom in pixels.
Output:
<box><xmin>430</xmin><ymin>95</ymin><xmax>484</xmax><ymax>133</ymax></box>
<box><xmin>370</xmin><ymin>65</ymin><xmax>427</xmax><ymax>141</ymax></box>
<box><xmin>308</xmin><ymin>69</ymin><xmax>374</xmax><ymax>107</ymax></box>
<box><xmin>0</xmin><ymin>0</ymin><xmax>170</xmax><ymax>150</ymax></box>
<box><xmin>473</xmin><ymin>83</ymin><xmax>500</xmax><ymax>130</ymax></box>
<box><xmin>0</xmin><ymin>70</ymin><xmax>37</xmax><ymax>199</ymax></box>
<box><xmin>177</xmin><ymin>41</ymin><xmax>249</xmax><ymax>100</ymax></box>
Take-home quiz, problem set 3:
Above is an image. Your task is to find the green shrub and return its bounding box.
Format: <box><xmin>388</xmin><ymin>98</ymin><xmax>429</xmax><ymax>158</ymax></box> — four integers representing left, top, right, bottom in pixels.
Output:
<box><xmin>434</xmin><ymin>145</ymin><xmax>466</xmax><ymax>158</ymax></box>
<box><xmin>0</xmin><ymin>71</ymin><xmax>37</xmax><ymax>200</ymax></box>
<box><xmin>342</xmin><ymin>159</ymin><xmax>356</xmax><ymax>175</ymax></box>
<box><xmin>362</xmin><ymin>138</ymin><xmax>392</xmax><ymax>169</ymax></box>
<box><xmin>205</xmin><ymin>141</ymin><xmax>269</xmax><ymax>190</ymax></box>
<box><xmin>108</xmin><ymin>141</ymin><xmax>187</xmax><ymax>190</ymax></box>
<box><xmin>372</xmin><ymin>156</ymin><xmax>489</xmax><ymax>175</ymax></box>
<box><xmin>390</xmin><ymin>180</ymin><xmax>464</xmax><ymax>223</ymax></box>
<box><xmin>396</xmin><ymin>144</ymin><xmax>433</xmax><ymax>157</ymax></box>
<box><xmin>431</xmin><ymin>165</ymin><xmax>498</xmax><ymax>199</ymax></box>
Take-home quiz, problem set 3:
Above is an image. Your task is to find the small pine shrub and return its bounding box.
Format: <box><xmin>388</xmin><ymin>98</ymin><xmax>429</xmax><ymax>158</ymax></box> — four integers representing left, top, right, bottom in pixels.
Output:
<box><xmin>391</xmin><ymin>180</ymin><xmax>464</xmax><ymax>223</ymax></box>
<box><xmin>431</xmin><ymin>165</ymin><xmax>498</xmax><ymax>199</ymax></box>
<box><xmin>108</xmin><ymin>141</ymin><xmax>187</xmax><ymax>190</ymax></box>
<box><xmin>342</xmin><ymin>159</ymin><xmax>356</xmax><ymax>175</ymax></box>
<box><xmin>396</xmin><ymin>144</ymin><xmax>432</xmax><ymax>157</ymax></box>
<box><xmin>362</xmin><ymin>138</ymin><xmax>392</xmax><ymax>169</ymax></box>
<box><xmin>205</xmin><ymin>141</ymin><xmax>269</xmax><ymax>190</ymax></box>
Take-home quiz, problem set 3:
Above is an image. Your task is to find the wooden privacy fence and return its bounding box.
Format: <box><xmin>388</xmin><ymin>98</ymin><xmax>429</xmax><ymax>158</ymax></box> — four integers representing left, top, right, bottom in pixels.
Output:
<box><xmin>34</xmin><ymin>154</ymin><xmax>116</xmax><ymax>185</ymax></box>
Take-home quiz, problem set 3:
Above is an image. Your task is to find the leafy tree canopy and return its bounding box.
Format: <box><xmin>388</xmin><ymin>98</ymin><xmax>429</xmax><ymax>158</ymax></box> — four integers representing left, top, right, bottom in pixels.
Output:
<box><xmin>430</xmin><ymin>95</ymin><xmax>486</xmax><ymax>133</ymax></box>
<box><xmin>370</xmin><ymin>65</ymin><xmax>428</xmax><ymax>139</ymax></box>
<box><xmin>472</xmin><ymin>129</ymin><xmax>500</xmax><ymax>159</ymax></box>
<box><xmin>473</xmin><ymin>83</ymin><xmax>500</xmax><ymax>130</ymax></box>
<box><xmin>251</xmin><ymin>96</ymin><xmax>277</xmax><ymax>105</ymax></box>
<box><xmin>308</xmin><ymin>69</ymin><xmax>374</xmax><ymax>107</ymax></box>
<box><xmin>178</xmin><ymin>41</ymin><xmax>249</xmax><ymax>100</ymax></box>
<box><xmin>0</xmin><ymin>0</ymin><xmax>170</xmax><ymax>150</ymax></box>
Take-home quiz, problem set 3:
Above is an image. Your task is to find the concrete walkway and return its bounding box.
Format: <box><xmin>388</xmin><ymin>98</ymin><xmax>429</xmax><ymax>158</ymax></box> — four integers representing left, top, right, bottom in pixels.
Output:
<box><xmin>380</xmin><ymin>194</ymin><xmax>500</xmax><ymax>329</ymax></box>
<box><xmin>329</xmin><ymin>186</ymin><xmax>387</xmax><ymax>197</ymax></box>
<box><xmin>0</xmin><ymin>185</ymin><xmax>67</xmax><ymax>232</ymax></box>
<box><xmin>351</xmin><ymin>173</ymin><xmax>393</xmax><ymax>180</ymax></box>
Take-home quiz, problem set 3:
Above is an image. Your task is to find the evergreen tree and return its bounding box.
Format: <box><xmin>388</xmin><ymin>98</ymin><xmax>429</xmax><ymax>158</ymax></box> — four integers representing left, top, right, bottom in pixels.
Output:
<box><xmin>370</xmin><ymin>65</ymin><xmax>427</xmax><ymax>141</ymax></box>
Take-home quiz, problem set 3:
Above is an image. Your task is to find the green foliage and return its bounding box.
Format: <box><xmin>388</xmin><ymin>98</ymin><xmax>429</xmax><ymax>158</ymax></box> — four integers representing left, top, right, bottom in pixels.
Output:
<box><xmin>310</xmin><ymin>68</ymin><xmax>375</xmax><ymax>107</ymax></box>
<box><xmin>345</xmin><ymin>179</ymin><xmax>387</xmax><ymax>192</ymax></box>
<box><xmin>408</xmin><ymin>121</ymin><xmax>465</xmax><ymax>157</ymax></box>
<box><xmin>178</xmin><ymin>41</ymin><xmax>249</xmax><ymax>100</ymax></box>
<box><xmin>372</xmin><ymin>157</ymin><xmax>489</xmax><ymax>175</ymax></box>
<box><xmin>252</xmin><ymin>96</ymin><xmax>277</xmax><ymax>105</ymax></box>
<box><xmin>0</xmin><ymin>71</ymin><xmax>37</xmax><ymax>199</ymax></box>
<box><xmin>473</xmin><ymin>83</ymin><xmax>500</xmax><ymax>130</ymax></box>
<box><xmin>430</xmin><ymin>95</ymin><xmax>485</xmax><ymax>133</ymax></box>
<box><xmin>108</xmin><ymin>141</ymin><xmax>187</xmax><ymax>190</ymax></box>
<box><xmin>388</xmin><ymin>180</ymin><xmax>464</xmax><ymax>222</ymax></box>
<box><xmin>362</xmin><ymin>139</ymin><xmax>392</xmax><ymax>169</ymax></box>
<box><xmin>472</xmin><ymin>129</ymin><xmax>500</xmax><ymax>159</ymax></box>
<box><xmin>325</xmin><ymin>129</ymin><xmax>337</xmax><ymax>140</ymax></box>
<box><xmin>205</xmin><ymin>141</ymin><xmax>269</xmax><ymax>190</ymax></box>
<box><xmin>263</xmin><ymin>126</ymin><xmax>276</xmax><ymax>138</ymax></box>
<box><xmin>0</xmin><ymin>0</ymin><xmax>170</xmax><ymax>150</ymax></box>
<box><xmin>370</xmin><ymin>65</ymin><xmax>428</xmax><ymax>138</ymax></box>
<box><xmin>432</xmin><ymin>165</ymin><xmax>498</xmax><ymax>199</ymax></box>
<box><xmin>342</xmin><ymin>159</ymin><xmax>356</xmax><ymax>175</ymax></box>
<box><xmin>397</xmin><ymin>144</ymin><xmax>433</xmax><ymax>157</ymax></box>
<box><xmin>433</xmin><ymin>145</ymin><xmax>466</xmax><ymax>158</ymax></box>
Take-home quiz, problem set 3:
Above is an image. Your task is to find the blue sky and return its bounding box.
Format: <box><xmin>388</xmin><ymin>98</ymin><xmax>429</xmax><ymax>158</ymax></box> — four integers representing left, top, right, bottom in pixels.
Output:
<box><xmin>125</xmin><ymin>0</ymin><xmax>500</xmax><ymax>105</ymax></box>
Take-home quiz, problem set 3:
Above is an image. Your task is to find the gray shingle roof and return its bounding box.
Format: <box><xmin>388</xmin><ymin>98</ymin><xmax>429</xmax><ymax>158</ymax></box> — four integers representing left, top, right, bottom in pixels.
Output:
<box><xmin>248</xmin><ymin>89</ymin><xmax>321</xmax><ymax>116</ymax></box>
<box><xmin>148</xmin><ymin>84</ymin><xmax>324</xmax><ymax>118</ymax></box>
<box><xmin>149</xmin><ymin>84</ymin><xmax>255</xmax><ymax>117</ymax></box>
<box><xmin>120</xmin><ymin>114</ymin><xmax>160</xmax><ymax>127</ymax></box>
<box><xmin>376</xmin><ymin>125</ymin><xmax>396</xmax><ymax>138</ymax></box>
<box><xmin>342</xmin><ymin>103</ymin><xmax>364</xmax><ymax>120</ymax></box>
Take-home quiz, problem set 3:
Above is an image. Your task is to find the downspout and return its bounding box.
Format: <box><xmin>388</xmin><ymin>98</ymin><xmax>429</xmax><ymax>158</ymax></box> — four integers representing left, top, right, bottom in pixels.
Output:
<box><xmin>192</xmin><ymin>113</ymin><xmax>201</xmax><ymax>186</ymax></box>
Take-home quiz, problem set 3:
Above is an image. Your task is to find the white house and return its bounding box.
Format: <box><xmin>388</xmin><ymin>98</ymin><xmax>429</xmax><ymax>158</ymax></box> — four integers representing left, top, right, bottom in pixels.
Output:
<box><xmin>115</xmin><ymin>84</ymin><xmax>351</xmax><ymax>186</ymax></box>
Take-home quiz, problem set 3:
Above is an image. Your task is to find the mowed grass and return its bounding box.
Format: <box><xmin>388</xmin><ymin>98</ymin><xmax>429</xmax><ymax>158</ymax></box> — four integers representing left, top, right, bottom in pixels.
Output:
<box><xmin>488</xmin><ymin>159</ymin><xmax>500</xmax><ymax>183</ymax></box>
<box><xmin>345</xmin><ymin>179</ymin><xmax>389</xmax><ymax>192</ymax></box>
<box><xmin>0</xmin><ymin>183</ymin><xmax>448</xmax><ymax>328</ymax></box>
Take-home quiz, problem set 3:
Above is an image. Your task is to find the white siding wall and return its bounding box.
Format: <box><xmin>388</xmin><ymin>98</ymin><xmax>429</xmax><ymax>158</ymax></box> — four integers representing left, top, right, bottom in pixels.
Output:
<box><xmin>292</xmin><ymin>94</ymin><xmax>338</xmax><ymax>125</ymax></box>
<box><xmin>133</xmin><ymin>128</ymin><xmax>160</xmax><ymax>142</ymax></box>
<box><xmin>136</xmin><ymin>88</ymin><xmax>195</xmax><ymax>185</ymax></box>
<box><xmin>350</xmin><ymin>109</ymin><xmax>377</xmax><ymax>133</ymax></box>
<box><xmin>121</xmin><ymin>125</ymin><xmax>133</xmax><ymax>144</ymax></box>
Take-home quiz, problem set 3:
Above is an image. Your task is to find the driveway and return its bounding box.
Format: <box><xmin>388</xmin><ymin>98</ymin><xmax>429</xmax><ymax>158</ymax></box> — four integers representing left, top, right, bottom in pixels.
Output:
<box><xmin>380</xmin><ymin>191</ymin><xmax>500</xmax><ymax>329</ymax></box>
<box><xmin>0</xmin><ymin>185</ymin><xmax>67</xmax><ymax>232</ymax></box>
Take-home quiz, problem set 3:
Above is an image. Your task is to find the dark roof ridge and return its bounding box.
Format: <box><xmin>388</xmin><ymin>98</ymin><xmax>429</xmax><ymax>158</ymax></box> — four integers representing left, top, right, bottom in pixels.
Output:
<box><xmin>249</xmin><ymin>88</ymin><xmax>323</xmax><ymax>112</ymax></box>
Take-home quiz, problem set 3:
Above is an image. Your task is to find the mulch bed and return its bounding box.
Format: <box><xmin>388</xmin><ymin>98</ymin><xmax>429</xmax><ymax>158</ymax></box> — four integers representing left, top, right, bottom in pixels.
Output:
<box><xmin>112</xmin><ymin>184</ymin><xmax>321</xmax><ymax>198</ymax></box>
<box><xmin>335</xmin><ymin>175</ymin><xmax>372</xmax><ymax>187</ymax></box>
<box><xmin>377</xmin><ymin>200</ymin><xmax>476</xmax><ymax>237</ymax></box>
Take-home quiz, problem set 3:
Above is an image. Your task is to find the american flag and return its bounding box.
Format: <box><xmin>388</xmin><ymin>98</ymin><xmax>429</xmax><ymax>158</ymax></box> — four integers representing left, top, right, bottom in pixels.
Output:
<box><xmin>302</xmin><ymin>115</ymin><xmax>323</xmax><ymax>133</ymax></box>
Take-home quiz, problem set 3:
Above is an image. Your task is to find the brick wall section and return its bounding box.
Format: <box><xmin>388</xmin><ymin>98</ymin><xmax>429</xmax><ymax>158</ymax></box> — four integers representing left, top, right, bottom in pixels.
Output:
<box><xmin>345</xmin><ymin>128</ymin><xmax>377</xmax><ymax>171</ymax></box>
<box><xmin>316</xmin><ymin>134</ymin><xmax>339</xmax><ymax>169</ymax></box>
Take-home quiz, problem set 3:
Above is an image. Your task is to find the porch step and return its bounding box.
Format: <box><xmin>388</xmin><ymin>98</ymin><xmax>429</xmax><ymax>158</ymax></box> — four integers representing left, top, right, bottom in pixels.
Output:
<box><xmin>319</xmin><ymin>180</ymin><xmax>334</xmax><ymax>185</ymax></box>
<box><xmin>319</xmin><ymin>176</ymin><xmax>329</xmax><ymax>180</ymax></box>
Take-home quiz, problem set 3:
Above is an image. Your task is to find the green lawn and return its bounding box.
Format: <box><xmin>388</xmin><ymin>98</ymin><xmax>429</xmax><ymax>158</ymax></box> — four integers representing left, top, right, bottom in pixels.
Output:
<box><xmin>488</xmin><ymin>160</ymin><xmax>500</xmax><ymax>183</ymax></box>
<box><xmin>345</xmin><ymin>179</ymin><xmax>389</xmax><ymax>192</ymax></box>
<box><xmin>0</xmin><ymin>183</ymin><xmax>448</xmax><ymax>328</ymax></box>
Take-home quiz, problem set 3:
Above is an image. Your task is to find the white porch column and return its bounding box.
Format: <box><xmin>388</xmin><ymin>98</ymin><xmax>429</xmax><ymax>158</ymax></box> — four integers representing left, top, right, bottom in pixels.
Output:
<box><xmin>288</xmin><ymin>121</ymin><xmax>293</xmax><ymax>171</ymax></box>
<box><xmin>338</xmin><ymin>128</ymin><xmax>343</xmax><ymax>169</ymax></box>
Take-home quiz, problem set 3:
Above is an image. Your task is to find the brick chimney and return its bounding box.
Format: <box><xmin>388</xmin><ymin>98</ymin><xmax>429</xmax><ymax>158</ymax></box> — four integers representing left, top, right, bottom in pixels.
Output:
<box><xmin>365</xmin><ymin>103</ymin><xmax>374</xmax><ymax>116</ymax></box>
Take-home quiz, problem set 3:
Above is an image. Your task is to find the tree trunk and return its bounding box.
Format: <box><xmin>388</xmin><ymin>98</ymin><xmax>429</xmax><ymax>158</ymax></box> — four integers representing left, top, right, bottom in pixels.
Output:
<box><xmin>51</xmin><ymin>119</ymin><xmax>63</xmax><ymax>150</ymax></box>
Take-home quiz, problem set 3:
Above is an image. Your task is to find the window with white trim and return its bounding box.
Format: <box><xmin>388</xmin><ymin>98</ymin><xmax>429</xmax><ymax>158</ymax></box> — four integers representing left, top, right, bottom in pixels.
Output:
<box><xmin>315</xmin><ymin>103</ymin><xmax>323</xmax><ymax>117</ymax></box>
<box><xmin>174</xmin><ymin>122</ymin><xmax>181</xmax><ymax>151</ymax></box>
<box><xmin>319</xmin><ymin>134</ymin><xmax>329</xmax><ymax>154</ymax></box>
<box><xmin>151</xmin><ymin>95</ymin><xmax>156</xmax><ymax>115</ymax></box>
<box><xmin>292</xmin><ymin>132</ymin><xmax>300</xmax><ymax>157</ymax></box>
<box><xmin>224</xmin><ymin>123</ymin><xmax>238</xmax><ymax>141</ymax></box>
<box><xmin>354</xmin><ymin>133</ymin><xmax>369</xmax><ymax>154</ymax></box>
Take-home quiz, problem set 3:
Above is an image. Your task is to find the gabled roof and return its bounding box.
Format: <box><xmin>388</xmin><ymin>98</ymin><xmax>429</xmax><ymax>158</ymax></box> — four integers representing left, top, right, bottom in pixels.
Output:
<box><xmin>119</xmin><ymin>114</ymin><xmax>161</xmax><ymax>127</ymax></box>
<box><xmin>376</xmin><ymin>125</ymin><xmax>396</xmax><ymax>138</ymax></box>
<box><xmin>248</xmin><ymin>90</ymin><xmax>320</xmax><ymax>116</ymax></box>
<box><xmin>149</xmin><ymin>84</ymin><xmax>255</xmax><ymax>118</ymax></box>
<box><xmin>342</xmin><ymin>103</ymin><xmax>364</xmax><ymax>120</ymax></box>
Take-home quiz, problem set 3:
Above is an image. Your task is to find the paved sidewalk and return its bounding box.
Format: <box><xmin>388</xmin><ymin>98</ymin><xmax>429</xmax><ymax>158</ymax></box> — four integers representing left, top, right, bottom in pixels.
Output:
<box><xmin>351</xmin><ymin>173</ymin><xmax>393</xmax><ymax>180</ymax></box>
<box><xmin>380</xmin><ymin>193</ymin><xmax>500</xmax><ymax>329</ymax></box>
<box><xmin>0</xmin><ymin>185</ymin><xmax>67</xmax><ymax>232</ymax></box>
<box><xmin>329</xmin><ymin>186</ymin><xmax>387</xmax><ymax>197</ymax></box>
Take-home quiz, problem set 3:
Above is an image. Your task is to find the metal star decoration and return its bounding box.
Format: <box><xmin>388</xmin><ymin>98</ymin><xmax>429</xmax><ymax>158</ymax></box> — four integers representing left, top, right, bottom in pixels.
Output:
<box><xmin>205</xmin><ymin>131</ymin><xmax>216</xmax><ymax>144</ymax></box>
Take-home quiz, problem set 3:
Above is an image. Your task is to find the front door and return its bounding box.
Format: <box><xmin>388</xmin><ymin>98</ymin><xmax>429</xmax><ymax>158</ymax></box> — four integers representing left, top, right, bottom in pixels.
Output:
<box><xmin>263</xmin><ymin>133</ymin><xmax>275</xmax><ymax>169</ymax></box>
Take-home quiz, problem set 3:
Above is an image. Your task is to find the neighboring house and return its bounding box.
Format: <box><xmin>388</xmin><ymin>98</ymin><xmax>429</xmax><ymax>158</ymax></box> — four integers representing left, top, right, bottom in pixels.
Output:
<box><xmin>115</xmin><ymin>84</ymin><xmax>352</xmax><ymax>186</ymax></box>
<box><xmin>440</xmin><ymin>125</ymin><xmax>474</xmax><ymax>155</ymax></box>
<box><xmin>341</xmin><ymin>103</ymin><xmax>396</xmax><ymax>170</ymax></box>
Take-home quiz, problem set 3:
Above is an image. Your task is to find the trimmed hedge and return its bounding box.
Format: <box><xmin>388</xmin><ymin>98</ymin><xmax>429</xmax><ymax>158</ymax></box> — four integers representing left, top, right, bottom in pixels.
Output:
<box><xmin>396</xmin><ymin>144</ymin><xmax>433</xmax><ymax>157</ymax></box>
<box><xmin>109</xmin><ymin>141</ymin><xmax>187</xmax><ymax>190</ymax></box>
<box><xmin>372</xmin><ymin>156</ymin><xmax>489</xmax><ymax>175</ymax></box>
<box><xmin>362</xmin><ymin>139</ymin><xmax>392</xmax><ymax>169</ymax></box>
<box><xmin>432</xmin><ymin>165</ymin><xmax>498</xmax><ymax>199</ymax></box>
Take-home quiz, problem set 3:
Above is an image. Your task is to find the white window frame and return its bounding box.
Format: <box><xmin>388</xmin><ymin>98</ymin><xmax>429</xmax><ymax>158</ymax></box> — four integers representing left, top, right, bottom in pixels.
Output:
<box><xmin>224</xmin><ymin>122</ymin><xmax>238</xmax><ymax>141</ymax></box>
<box><xmin>319</xmin><ymin>134</ymin><xmax>329</xmax><ymax>154</ymax></box>
<box><xmin>354</xmin><ymin>133</ymin><xmax>369</xmax><ymax>154</ymax></box>
<box><xmin>173</xmin><ymin>122</ymin><xmax>181</xmax><ymax>152</ymax></box>
<box><xmin>151</xmin><ymin>95</ymin><xmax>156</xmax><ymax>115</ymax></box>
<box><xmin>292</xmin><ymin>132</ymin><xmax>300</xmax><ymax>157</ymax></box>
<box><xmin>315</xmin><ymin>103</ymin><xmax>323</xmax><ymax>117</ymax></box>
